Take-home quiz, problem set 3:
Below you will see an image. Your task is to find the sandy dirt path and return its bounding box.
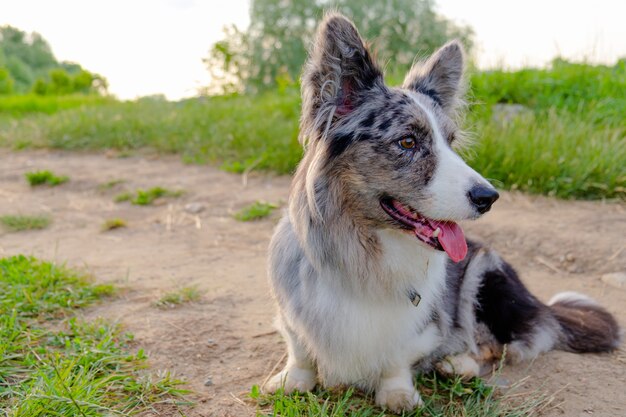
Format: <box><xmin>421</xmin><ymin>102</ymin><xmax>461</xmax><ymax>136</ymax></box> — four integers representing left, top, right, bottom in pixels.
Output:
<box><xmin>1</xmin><ymin>150</ymin><xmax>625</xmax><ymax>417</ymax></box>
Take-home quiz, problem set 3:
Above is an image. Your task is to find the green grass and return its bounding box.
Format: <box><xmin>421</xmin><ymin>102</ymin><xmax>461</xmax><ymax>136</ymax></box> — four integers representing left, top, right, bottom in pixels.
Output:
<box><xmin>0</xmin><ymin>214</ymin><xmax>51</xmax><ymax>232</ymax></box>
<box><xmin>252</xmin><ymin>372</ymin><xmax>546</xmax><ymax>417</ymax></box>
<box><xmin>0</xmin><ymin>255</ymin><xmax>190</xmax><ymax>416</ymax></box>
<box><xmin>98</xmin><ymin>178</ymin><xmax>126</xmax><ymax>191</ymax></box>
<box><xmin>0</xmin><ymin>94</ymin><xmax>114</xmax><ymax>117</ymax></box>
<box><xmin>1</xmin><ymin>60</ymin><xmax>624</xmax><ymax>199</ymax></box>
<box><xmin>155</xmin><ymin>286</ymin><xmax>201</xmax><ymax>308</ymax></box>
<box><xmin>114</xmin><ymin>187</ymin><xmax>184</xmax><ymax>205</ymax></box>
<box><xmin>464</xmin><ymin>108</ymin><xmax>625</xmax><ymax>198</ymax></box>
<box><xmin>0</xmin><ymin>255</ymin><xmax>114</xmax><ymax>317</ymax></box>
<box><xmin>114</xmin><ymin>191</ymin><xmax>134</xmax><ymax>203</ymax></box>
<box><xmin>102</xmin><ymin>218</ymin><xmax>127</xmax><ymax>231</ymax></box>
<box><xmin>25</xmin><ymin>170</ymin><xmax>69</xmax><ymax>186</ymax></box>
<box><xmin>0</xmin><ymin>89</ymin><xmax>302</xmax><ymax>173</ymax></box>
<box><xmin>234</xmin><ymin>201</ymin><xmax>278</xmax><ymax>221</ymax></box>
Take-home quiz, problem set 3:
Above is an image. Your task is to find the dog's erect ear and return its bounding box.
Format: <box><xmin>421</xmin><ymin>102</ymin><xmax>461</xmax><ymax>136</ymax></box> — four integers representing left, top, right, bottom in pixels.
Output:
<box><xmin>301</xmin><ymin>13</ymin><xmax>382</xmax><ymax>127</ymax></box>
<box><xmin>403</xmin><ymin>41</ymin><xmax>465</xmax><ymax>112</ymax></box>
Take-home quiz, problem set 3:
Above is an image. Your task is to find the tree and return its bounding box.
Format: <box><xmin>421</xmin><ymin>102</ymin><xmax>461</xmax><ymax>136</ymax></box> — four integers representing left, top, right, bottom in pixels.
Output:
<box><xmin>0</xmin><ymin>68</ymin><xmax>14</xmax><ymax>94</ymax></box>
<box><xmin>205</xmin><ymin>0</ymin><xmax>473</xmax><ymax>93</ymax></box>
<box><xmin>0</xmin><ymin>25</ymin><xmax>108</xmax><ymax>95</ymax></box>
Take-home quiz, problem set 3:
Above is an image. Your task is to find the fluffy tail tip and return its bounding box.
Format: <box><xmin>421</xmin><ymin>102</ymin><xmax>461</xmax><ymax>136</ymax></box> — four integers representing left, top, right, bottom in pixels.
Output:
<box><xmin>548</xmin><ymin>291</ymin><xmax>597</xmax><ymax>307</ymax></box>
<box><xmin>549</xmin><ymin>291</ymin><xmax>622</xmax><ymax>353</ymax></box>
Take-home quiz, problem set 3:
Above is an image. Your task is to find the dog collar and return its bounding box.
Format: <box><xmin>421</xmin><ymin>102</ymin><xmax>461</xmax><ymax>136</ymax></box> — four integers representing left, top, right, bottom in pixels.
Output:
<box><xmin>408</xmin><ymin>289</ymin><xmax>421</xmax><ymax>307</ymax></box>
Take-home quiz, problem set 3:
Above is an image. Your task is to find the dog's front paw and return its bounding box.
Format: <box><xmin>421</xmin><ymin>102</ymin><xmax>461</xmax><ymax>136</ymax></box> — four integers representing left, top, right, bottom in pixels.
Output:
<box><xmin>376</xmin><ymin>380</ymin><xmax>423</xmax><ymax>413</ymax></box>
<box><xmin>436</xmin><ymin>353</ymin><xmax>480</xmax><ymax>379</ymax></box>
<box><xmin>263</xmin><ymin>366</ymin><xmax>317</xmax><ymax>394</ymax></box>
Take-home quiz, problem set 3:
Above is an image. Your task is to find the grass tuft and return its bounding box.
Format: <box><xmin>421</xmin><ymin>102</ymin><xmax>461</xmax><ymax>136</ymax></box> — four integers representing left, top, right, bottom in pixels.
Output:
<box><xmin>0</xmin><ymin>255</ymin><xmax>191</xmax><ymax>415</ymax></box>
<box><xmin>234</xmin><ymin>201</ymin><xmax>278</xmax><ymax>221</ymax></box>
<box><xmin>101</xmin><ymin>218</ymin><xmax>127</xmax><ymax>231</ymax></box>
<box><xmin>97</xmin><ymin>178</ymin><xmax>126</xmax><ymax>191</ymax></box>
<box><xmin>114</xmin><ymin>191</ymin><xmax>133</xmax><ymax>202</ymax></box>
<box><xmin>25</xmin><ymin>170</ymin><xmax>69</xmax><ymax>187</ymax></box>
<box><xmin>155</xmin><ymin>286</ymin><xmax>201</xmax><ymax>308</ymax></box>
<box><xmin>0</xmin><ymin>255</ymin><xmax>114</xmax><ymax>318</ymax></box>
<box><xmin>132</xmin><ymin>187</ymin><xmax>183</xmax><ymax>205</ymax></box>
<box><xmin>252</xmin><ymin>372</ymin><xmax>547</xmax><ymax>417</ymax></box>
<box><xmin>114</xmin><ymin>187</ymin><xmax>184</xmax><ymax>205</ymax></box>
<box><xmin>0</xmin><ymin>214</ymin><xmax>51</xmax><ymax>232</ymax></box>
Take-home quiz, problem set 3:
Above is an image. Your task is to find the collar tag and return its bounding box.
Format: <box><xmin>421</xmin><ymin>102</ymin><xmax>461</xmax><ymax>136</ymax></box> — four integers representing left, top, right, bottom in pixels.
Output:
<box><xmin>408</xmin><ymin>289</ymin><xmax>421</xmax><ymax>307</ymax></box>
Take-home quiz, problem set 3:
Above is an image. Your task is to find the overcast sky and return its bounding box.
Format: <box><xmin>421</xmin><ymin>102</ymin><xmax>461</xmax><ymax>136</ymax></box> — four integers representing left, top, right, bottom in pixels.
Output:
<box><xmin>2</xmin><ymin>0</ymin><xmax>625</xmax><ymax>100</ymax></box>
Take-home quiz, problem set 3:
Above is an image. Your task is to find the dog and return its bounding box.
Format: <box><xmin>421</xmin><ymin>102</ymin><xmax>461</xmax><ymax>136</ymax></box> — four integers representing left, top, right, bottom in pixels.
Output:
<box><xmin>264</xmin><ymin>12</ymin><xmax>621</xmax><ymax>412</ymax></box>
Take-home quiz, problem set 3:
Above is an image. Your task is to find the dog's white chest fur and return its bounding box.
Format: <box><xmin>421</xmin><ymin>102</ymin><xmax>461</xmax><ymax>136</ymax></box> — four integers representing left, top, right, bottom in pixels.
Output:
<box><xmin>301</xmin><ymin>229</ymin><xmax>448</xmax><ymax>388</ymax></box>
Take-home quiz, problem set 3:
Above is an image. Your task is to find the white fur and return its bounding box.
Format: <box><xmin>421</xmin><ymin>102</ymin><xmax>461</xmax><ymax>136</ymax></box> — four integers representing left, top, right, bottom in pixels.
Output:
<box><xmin>376</xmin><ymin>367</ymin><xmax>423</xmax><ymax>412</ymax></box>
<box><xmin>264</xmin><ymin>320</ymin><xmax>318</xmax><ymax>394</ymax></box>
<box><xmin>277</xmin><ymin>229</ymin><xmax>447</xmax><ymax>392</ymax></box>
<box><xmin>548</xmin><ymin>291</ymin><xmax>597</xmax><ymax>306</ymax></box>
<box><xmin>436</xmin><ymin>353</ymin><xmax>480</xmax><ymax>379</ymax></box>
<box><xmin>507</xmin><ymin>324</ymin><xmax>558</xmax><ymax>363</ymax></box>
<box><xmin>408</xmin><ymin>92</ymin><xmax>496</xmax><ymax>221</ymax></box>
<box><xmin>265</xmin><ymin>366</ymin><xmax>317</xmax><ymax>394</ymax></box>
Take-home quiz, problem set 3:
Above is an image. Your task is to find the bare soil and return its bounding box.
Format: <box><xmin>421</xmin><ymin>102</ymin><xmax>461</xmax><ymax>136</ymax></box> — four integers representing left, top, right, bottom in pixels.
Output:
<box><xmin>1</xmin><ymin>150</ymin><xmax>625</xmax><ymax>417</ymax></box>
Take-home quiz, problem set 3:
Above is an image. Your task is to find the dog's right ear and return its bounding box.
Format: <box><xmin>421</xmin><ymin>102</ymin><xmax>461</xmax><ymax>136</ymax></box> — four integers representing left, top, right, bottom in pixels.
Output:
<box><xmin>301</xmin><ymin>13</ymin><xmax>382</xmax><ymax>136</ymax></box>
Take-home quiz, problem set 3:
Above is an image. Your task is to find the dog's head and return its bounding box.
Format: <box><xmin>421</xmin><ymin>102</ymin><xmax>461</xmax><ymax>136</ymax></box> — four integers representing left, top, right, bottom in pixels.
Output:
<box><xmin>299</xmin><ymin>13</ymin><xmax>498</xmax><ymax>262</ymax></box>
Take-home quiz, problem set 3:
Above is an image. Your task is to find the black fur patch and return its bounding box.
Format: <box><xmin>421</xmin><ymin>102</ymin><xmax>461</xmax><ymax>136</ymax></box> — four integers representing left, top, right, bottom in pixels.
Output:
<box><xmin>327</xmin><ymin>131</ymin><xmax>375</xmax><ymax>160</ymax></box>
<box><xmin>327</xmin><ymin>132</ymin><xmax>354</xmax><ymax>160</ymax></box>
<box><xmin>359</xmin><ymin>111</ymin><xmax>377</xmax><ymax>128</ymax></box>
<box><xmin>377</xmin><ymin>117</ymin><xmax>392</xmax><ymax>131</ymax></box>
<box><xmin>475</xmin><ymin>262</ymin><xmax>543</xmax><ymax>344</ymax></box>
<box><xmin>414</xmin><ymin>85</ymin><xmax>442</xmax><ymax>106</ymax></box>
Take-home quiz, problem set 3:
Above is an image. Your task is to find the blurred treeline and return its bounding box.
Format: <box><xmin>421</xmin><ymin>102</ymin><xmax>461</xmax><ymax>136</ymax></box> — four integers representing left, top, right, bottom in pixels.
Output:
<box><xmin>0</xmin><ymin>25</ymin><xmax>107</xmax><ymax>96</ymax></box>
<box><xmin>205</xmin><ymin>0</ymin><xmax>473</xmax><ymax>93</ymax></box>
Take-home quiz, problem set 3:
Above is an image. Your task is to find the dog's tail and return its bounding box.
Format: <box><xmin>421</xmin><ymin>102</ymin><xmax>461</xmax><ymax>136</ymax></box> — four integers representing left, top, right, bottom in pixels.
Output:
<box><xmin>548</xmin><ymin>292</ymin><xmax>621</xmax><ymax>353</ymax></box>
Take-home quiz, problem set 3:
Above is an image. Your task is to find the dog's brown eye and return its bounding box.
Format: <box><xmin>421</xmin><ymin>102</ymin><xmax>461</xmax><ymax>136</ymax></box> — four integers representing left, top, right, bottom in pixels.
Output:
<box><xmin>398</xmin><ymin>138</ymin><xmax>416</xmax><ymax>150</ymax></box>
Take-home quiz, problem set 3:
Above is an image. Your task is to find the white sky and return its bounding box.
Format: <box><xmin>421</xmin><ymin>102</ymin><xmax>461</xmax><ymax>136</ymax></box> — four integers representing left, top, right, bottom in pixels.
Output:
<box><xmin>2</xmin><ymin>0</ymin><xmax>625</xmax><ymax>100</ymax></box>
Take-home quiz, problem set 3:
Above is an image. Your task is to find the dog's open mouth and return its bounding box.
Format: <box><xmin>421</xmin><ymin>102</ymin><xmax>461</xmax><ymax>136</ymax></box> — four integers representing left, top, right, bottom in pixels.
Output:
<box><xmin>380</xmin><ymin>198</ymin><xmax>468</xmax><ymax>263</ymax></box>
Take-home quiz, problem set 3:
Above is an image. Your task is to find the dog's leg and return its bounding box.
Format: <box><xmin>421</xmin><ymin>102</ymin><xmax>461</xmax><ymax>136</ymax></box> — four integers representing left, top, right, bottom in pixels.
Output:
<box><xmin>264</xmin><ymin>324</ymin><xmax>317</xmax><ymax>394</ymax></box>
<box><xmin>375</xmin><ymin>367</ymin><xmax>423</xmax><ymax>413</ymax></box>
<box><xmin>435</xmin><ymin>353</ymin><xmax>480</xmax><ymax>379</ymax></box>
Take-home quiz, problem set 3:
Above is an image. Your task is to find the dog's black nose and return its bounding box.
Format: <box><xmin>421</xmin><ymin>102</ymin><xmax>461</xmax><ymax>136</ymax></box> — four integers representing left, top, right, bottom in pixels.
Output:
<box><xmin>468</xmin><ymin>185</ymin><xmax>499</xmax><ymax>214</ymax></box>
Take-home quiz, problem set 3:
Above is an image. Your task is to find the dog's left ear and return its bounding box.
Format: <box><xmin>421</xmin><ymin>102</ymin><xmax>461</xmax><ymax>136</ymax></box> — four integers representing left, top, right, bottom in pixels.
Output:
<box><xmin>403</xmin><ymin>41</ymin><xmax>465</xmax><ymax>113</ymax></box>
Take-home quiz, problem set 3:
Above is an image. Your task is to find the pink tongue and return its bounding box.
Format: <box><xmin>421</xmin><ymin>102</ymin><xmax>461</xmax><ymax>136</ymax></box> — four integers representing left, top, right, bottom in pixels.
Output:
<box><xmin>429</xmin><ymin>221</ymin><xmax>467</xmax><ymax>263</ymax></box>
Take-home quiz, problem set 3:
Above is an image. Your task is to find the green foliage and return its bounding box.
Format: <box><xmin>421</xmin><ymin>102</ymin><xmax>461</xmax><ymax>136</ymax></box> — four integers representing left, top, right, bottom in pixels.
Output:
<box><xmin>32</xmin><ymin>68</ymin><xmax>108</xmax><ymax>96</ymax></box>
<box><xmin>0</xmin><ymin>255</ymin><xmax>189</xmax><ymax>416</ymax></box>
<box><xmin>133</xmin><ymin>187</ymin><xmax>173</xmax><ymax>205</ymax></box>
<box><xmin>0</xmin><ymin>215</ymin><xmax>51</xmax><ymax>232</ymax></box>
<box><xmin>114</xmin><ymin>191</ymin><xmax>133</xmax><ymax>203</ymax></box>
<box><xmin>5</xmin><ymin>55</ymin><xmax>34</xmax><ymax>91</ymax></box>
<box><xmin>114</xmin><ymin>187</ymin><xmax>183</xmax><ymax>205</ymax></box>
<box><xmin>0</xmin><ymin>89</ymin><xmax>303</xmax><ymax>174</ymax></box>
<box><xmin>234</xmin><ymin>201</ymin><xmax>278</xmax><ymax>221</ymax></box>
<box><xmin>155</xmin><ymin>287</ymin><xmax>201</xmax><ymax>308</ymax></box>
<box><xmin>101</xmin><ymin>218</ymin><xmax>127</xmax><ymax>231</ymax></box>
<box><xmin>465</xmin><ymin>108</ymin><xmax>625</xmax><ymax>199</ymax></box>
<box><xmin>471</xmin><ymin>59</ymin><xmax>626</xmax><ymax>126</ymax></box>
<box><xmin>0</xmin><ymin>67</ymin><xmax>14</xmax><ymax>94</ymax></box>
<box><xmin>97</xmin><ymin>178</ymin><xmax>126</xmax><ymax>191</ymax></box>
<box><xmin>0</xmin><ymin>25</ymin><xmax>107</xmax><ymax>95</ymax></box>
<box><xmin>0</xmin><ymin>61</ymin><xmax>623</xmax><ymax>200</ymax></box>
<box><xmin>205</xmin><ymin>0</ymin><xmax>473</xmax><ymax>93</ymax></box>
<box><xmin>0</xmin><ymin>255</ymin><xmax>113</xmax><ymax>317</ymax></box>
<box><xmin>0</xmin><ymin>94</ymin><xmax>114</xmax><ymax>117</ymax></box>
<box><xmin>25</xmin><ymin>170</ymin><xmax>68</xmax><ymax>186</ymax></box>
<box><xmin>253</xmin><ymin>373</ymin><xmax>545</xmax><ymax>416</ymax></box>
